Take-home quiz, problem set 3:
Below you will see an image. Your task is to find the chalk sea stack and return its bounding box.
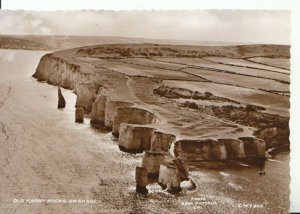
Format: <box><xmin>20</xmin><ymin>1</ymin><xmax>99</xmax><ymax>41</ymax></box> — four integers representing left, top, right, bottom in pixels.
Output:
<box><xmin>142</xmin><ymin>151</ymin><xmax>168</xmax><ymax>176</ymax></box>
<box><xmin>75</xmin><ymin>107</ymin><xmax>84</xmax><ymax>123</ymax></box>
<box><xmin>135</xmin><ymin>167</ymin><xmax>148</xmax><ymax>194</ymax></box>
<box><xmin>118</xmin><ymin>124</ymin><xmax>154</xmax><ymax>153</ymax></box>
<box><xmin>57</xmin><ymin>86</ymin><xmax>66</xmax><ymax>108</ymax></box>
<box><xmin>150</xmin><ymin>131</ymin><xmax>176</xmax><ymax>152</ymax></box>
<box><xmin>158</xmin><ymin>158</ymin><xmax>189</xmax><ymax>193</ymax></box>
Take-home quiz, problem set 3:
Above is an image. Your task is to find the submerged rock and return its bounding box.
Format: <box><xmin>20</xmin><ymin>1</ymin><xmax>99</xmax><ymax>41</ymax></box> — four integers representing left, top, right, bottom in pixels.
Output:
<box><xmin>57</xmin><ymin>86</ymin><xmax>66</xmax><ymax>108</ymax></box>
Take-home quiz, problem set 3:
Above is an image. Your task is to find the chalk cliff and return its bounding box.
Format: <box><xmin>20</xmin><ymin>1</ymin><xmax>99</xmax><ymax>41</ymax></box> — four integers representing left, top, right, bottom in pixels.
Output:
<box><xmin>118</xmin><ymin>124</ymin><xmax>154</xmax><ymax>153</ymax></box>
<box><xmin>90</xmin><ymin>95</ymin><xmax>107</xmax><ymax>125</ymax></box>
<box><xmin>33</xmin><ymin>44</ymin><xmax>290</xmax><ymax>163</ymax></box>
<box><xmin>112</xmin><ymin>107</ymin><xmax>158</xmax><ymax>136</ymax></box>
<box><xmin>33</xmin><ymin>53</ymin><xmax>86</xmax><ymax>89</ymax></box>
<box><xmin>74</xmin><ymin>83</ymin><xmax>101</xmax><ymax>111</ymax></box>
<box><xmin>174</xmin><ymin>139</ymin><xmax>228</xmax><ymax>161</ymax></box>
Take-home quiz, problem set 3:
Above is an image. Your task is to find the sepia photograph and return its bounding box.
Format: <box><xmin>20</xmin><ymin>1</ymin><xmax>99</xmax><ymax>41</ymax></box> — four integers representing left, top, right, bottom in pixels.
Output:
<box><xmin>0</xmin><ymin>9</ymin><xmax>292</xmax><ymax>213</ymax></box>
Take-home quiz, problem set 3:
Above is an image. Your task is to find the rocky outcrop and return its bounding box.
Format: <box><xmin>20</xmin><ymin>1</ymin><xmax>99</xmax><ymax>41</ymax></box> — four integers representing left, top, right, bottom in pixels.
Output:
<box><xmin>238</xmin><ymin>137</ymin><xmax>266</xmax><ymax>157</ymax></box>
<box><xmin>104</xmin><ymin>100</ymin><xmax>134</xmax><ymax>129</ymax></box>
<box><xmin>158</xmin><ymin>164</ymin><xmax>181</xmax><ymax>192</ymax></box>
<box><xmin>74</xmin><ymin>83</ymin><xmax>101</xmax><ymax>111</ymax></box>
<box><xmin>75</xmin><ymin>107</ymin><xmax>84</xmax><ymax>123</ymax></box>
<box><xmin>135</xmin><ymin>157</ymin><xmax>190</xmax><ymax>194</ymax></box>
<box><xmin>209</xmin><ymin>105</ymin><xmax>289</xmax><ymax>131</ymax></box>
<box><xmin>141</xmin><ymin>151</ymin><xmax>169</xmax><ymax>175</ymax></box>
<box><xmin>135</xmin><ymin>167</ymin><xmax>148</xmax><ymax>194</ymax></box>
<box><xmin>112</xmin><ymin>107</ymin><xmax>158</xmax><ymax>136</ymax></box>
<box><xmin>174</xmin><ymin>139</ymin><xmax>227</xmax><ymax>161</ymax></box>
<box><xmin>57</xmin><ymin>86</ymin><xmax>66</xmax><ymax>108</ymax></box>
<box><xmin>158</xmin><ymin>158</ymin><xmax>189</xmax><ymax>193</ymax></box>
<box><xmin>218</xmin><ymin>138</ymin><xmax>245</xmax><ymax>159</ymax></box>
<box><xmin>174</xmin><ymin>138</ymin><xmax>266</xmax><ymax>161</ymax></box>
<box><xmin>90</xmin><ymin>95</ymin><xmax>107</xmax><ymax>125</ymax></box>
<box><xmin>254</xmin><ymin>126</ymin><xmax>289</xmax><ymax>149</ymax></box>
<box><xmin>33</xmin><ymin>54</ymin><xmax>87</xmax><ymax>89</ymax></box>
<box><xmin>118</xmin><ymin>127</ymin><xmax>176</xmax><ymax>154</ymax></box>
<box><xmin>118</xmin><ymin>124</ymin><xmax>154</xmax><ymax>153</ymax></box>
<box><xmin>154</xmin><ymin>85</ymin><xmax>240</xmax><ymax>104</ymax></box>
<box><xmin>150</xmin><ymin>131</ymin><xmax>176</xmax><ymax>152</ymax></box>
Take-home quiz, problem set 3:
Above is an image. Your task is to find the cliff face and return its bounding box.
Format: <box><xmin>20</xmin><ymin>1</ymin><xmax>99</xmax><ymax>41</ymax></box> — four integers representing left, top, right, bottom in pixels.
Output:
<box><xmin>75</xmin><ymin>83</ymin><xmax>101</xmax><ymax>111</ymax></box>
<box><xmin>34</xmin><ymin>54</ymin><xmax>84</xmax><ymax>89</ymax></box>
<box><xmin>174</xmin><ymin>138</ymin><xmax>266</xmax><ymax>161</ymax></box>
<box><xmin>90</xmin><ymin>95</ymin><xmax>107</xmax><ymax>125</ymax></box>
<box><xmin>254</xmin><ymin>126</ymin><xmax>289</xmax><ymax>149</ymax></box>
<box><xmin>141</xmin><ymin>151</ymin><xmax>168</xmax><ymax>175</ymax></box>
<box><xmin>238</xmin><ymin>137</ymin><xmax>266</xmax><ymax>156</ymax></box>
<box><xmin>118</xmin><ymin>124</ymin><xmax>154</xmax><ymax>152</ymax></box>
<box><xmin>150</xmin><ymin>131</ymin><xmax>176</xmax><ymax>152</ymax></box>
<box><xmin>112</xmin><ymin>107</ymin><xmax>158</xmax><ymax>136</ymax></box>
<box><xmin>104</xmin><ymin>101</ymin><xmax>134</xmax><ymax>129</ymax></box>
<box><xmin>174</xmin><ymin>139</ymin><xmax>228</xmax><ymax>161</ymax></box>
<box><xmin>218</xmin><ymin>139</ymin><xmax>245</xmax><ymax>158</ymax></box>
<box><xmin>158</xmin><ymin>159</ymin><xmax>189</xmax><ymax>192</ymax></box>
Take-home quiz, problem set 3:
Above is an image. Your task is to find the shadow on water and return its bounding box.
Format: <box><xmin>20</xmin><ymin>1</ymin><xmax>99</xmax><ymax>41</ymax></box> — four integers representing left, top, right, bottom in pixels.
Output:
<box><xmin>90</xmin><ymin>123</ymin><xmax>112</xmax><ymax>134</ymax></box>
